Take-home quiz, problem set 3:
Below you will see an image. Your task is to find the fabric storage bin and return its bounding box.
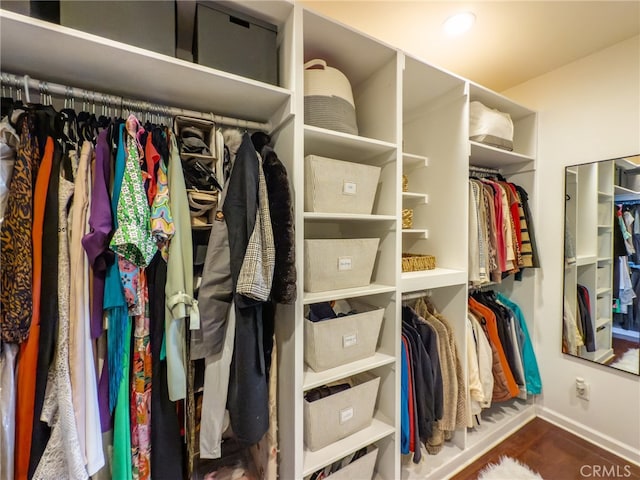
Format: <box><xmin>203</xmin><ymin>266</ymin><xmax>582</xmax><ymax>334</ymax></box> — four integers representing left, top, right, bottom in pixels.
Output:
<box><xmin>174</xmin><ymin>115</ymin><xmax>217</xmax><ymax>162</ymax></box>
<box><xmin>304</xmin><ymin>59</ymin><xmax>358</xmax><ymax>135</ymax></box>
<box><xmin>195</xmin><ymin>2</ymin><xmax>278</xmax><ymax>85</ymax></box>
<box><xmin>304</xmin><ymin>446</ymin><xmax>378</xmax><ymax>480</ymax></box>
<box><xmin>304</xmin><ymin>300</ymin><xmax>384</xmax><ymax>372</ymax></box>
<box><xmin>304</xmin><ymin>238</ymin><xmax>379</xmax><ymax>292</ymax></box>
<box><xmin>304</xmin><ymin>373</ymin><xmax>380</xmax><ymax>451</ymax></box>
<box><xmin>325</xmin><ymin>447</ymin><xmax>378</xmax><ymax>480</ymax></box>
<box><xmin>469</xmin><ymin>101</ymin><xmax>514</xmax><ymax>151</ymax></box>
<box><xmin>60</xmin><ymin>1</ymin><xmax>175</xmax><ymax>57</ymax></box>
<box><xmin>304</xmin><ymin>155</ymin><xmax>381</xmax><ymax>214</ymax></box>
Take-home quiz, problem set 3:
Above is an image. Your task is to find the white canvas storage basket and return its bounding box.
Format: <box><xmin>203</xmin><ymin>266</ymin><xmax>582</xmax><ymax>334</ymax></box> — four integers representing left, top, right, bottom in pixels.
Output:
<box><xmin>325</xmin><ymin>447</ymin><xmax>378</xmax><ymax>480</ymax></box>
<box><xmin>469</xmin><ymin>101</ymin><xmax>514</xmax><ymax>151</ymax></box>
<box><xmin>304</xmin><ymin>373</ymin><xmax>380</xmax><ymax>451</ymax></box>
<box><xmin>305</xmin><ymin>300</ymin><xmax>384</xmax><ymax>372</ymax></box>
<box><xmin>304</xmin><ymin>238</ymin><xmax>380</xmax><ymax>292</ymax></box>
<box><xmin>304</xmin><ymin>155</ymin><xmax>381</xmax><ymax>214</ymax></box>
<box><xmin>304</xmin><ymin>447</ymin><xmax>378</xmax><ymax>480</ymax></box>
<box><xmin>304</xmin><ymin>59</ymin><xmax>359</xmax><ymax>135</ymax></box>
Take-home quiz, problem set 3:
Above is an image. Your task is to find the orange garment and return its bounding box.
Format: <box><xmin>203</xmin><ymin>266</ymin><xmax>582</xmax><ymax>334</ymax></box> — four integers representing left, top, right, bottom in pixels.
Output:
<box><xmin>468</xmin><ymin>297</ymin><xmax>519</xmax><ymax>398</ymax></box>
<box><xmin>14</xmin><ymin>137</ymin><xmax>53</xmax><ymax>480</ymax></box>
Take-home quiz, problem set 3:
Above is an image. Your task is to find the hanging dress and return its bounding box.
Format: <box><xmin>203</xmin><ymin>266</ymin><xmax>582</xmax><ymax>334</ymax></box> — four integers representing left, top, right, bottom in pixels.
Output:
<box><xmin>33</xmin><ymin>156</ymin><xmax>88</xmax><ymax>480</ymax></box>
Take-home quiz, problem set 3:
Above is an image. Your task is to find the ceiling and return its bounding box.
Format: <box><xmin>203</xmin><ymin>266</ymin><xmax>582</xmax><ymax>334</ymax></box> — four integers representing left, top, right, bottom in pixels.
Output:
<box><xmin>298</xmin><ymin>1</ymin><xmax>640</xmax><ymax>92</ymax></box>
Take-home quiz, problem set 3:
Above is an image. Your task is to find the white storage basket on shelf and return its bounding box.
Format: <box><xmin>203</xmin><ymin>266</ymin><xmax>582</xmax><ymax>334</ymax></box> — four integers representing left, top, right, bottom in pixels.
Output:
<box><xmin>469</xmin><ymin>100</ymin><xmax>514</xmax><ymax>151</ymax></box>
<box><xmin>304</xmin><ymin>299</ymin><xmax>384</xmax><ymax>372</ymax></box>
<box><xmin>304</xmin><ymin>447</ymin><xmax>379</xmax><ymax>480</ymax></box>
<box><xmin>304</xmin><ymin>59</ymin><xmax>359</xmax><ymax>135</ymax></box>
<box><xmin>304</xmin><ymin>155</ymin><xmax>381</xmax><ymax>214</ymax></box>
<box><xmin>304</xmin><ymin>373</ymin><xmax>380</xmax><ymax>451</ymax></box>
<box><xmin>304</xmin><ymin>238</ymin><xmax>380</xmax><ymax>292</ymax></box>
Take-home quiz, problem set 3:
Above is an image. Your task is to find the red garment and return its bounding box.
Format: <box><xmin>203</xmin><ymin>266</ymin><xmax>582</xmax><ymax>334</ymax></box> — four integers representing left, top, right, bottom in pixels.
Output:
<box><xmin>15</xmin><ymin>137</ymin><xmax>53</xmax><ymax>479</ymax></box>
<box><xmin>144</xmin><ymin>134</ymin><xmax>161</xmax><ymax>206</ymax></box>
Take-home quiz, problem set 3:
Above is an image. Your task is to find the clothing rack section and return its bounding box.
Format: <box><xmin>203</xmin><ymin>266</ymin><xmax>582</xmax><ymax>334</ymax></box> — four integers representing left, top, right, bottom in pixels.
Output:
<box><xmin>468</xmin><ymin>175</ymin><xmax>539</xmax><ymax>287</ymax></box>
<box><xmin>467</xmin><ymin>291</ymin><xmax>541</xmax><ymax>423</ymax></box>
<box><xmin>400</xmin><ymin>295</ymin><xmax>466</xmax><ymax>463</ymax></box>
<box><xmin>0</xmin><ymin>71</ymin><xmax>271</xmax><ymax>131</ymax></box>
<box><xmin>0</xmin><ymin>88</ymin><xmax>295</xmax><ymax>479</ymax></box>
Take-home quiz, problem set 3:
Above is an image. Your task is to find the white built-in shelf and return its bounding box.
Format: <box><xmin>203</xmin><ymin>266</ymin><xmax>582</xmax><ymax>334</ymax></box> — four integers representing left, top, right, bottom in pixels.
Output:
<box><xmin>566</xmin><ymin>167</ymin><xmax>578</xmax><ymax>175</ymax></box>
<box><xmin>614</xmin><ymin>184</ymin><xmax>640</xmax><ymax>201</ymax></box>
<box><xmin>596</xmin><ymin>317</ymin><xmax>612</xmax><ymax>329</ymax></box>
<box><xmin>302</xmin><ymin>416</ymin><xmax>395</xmax><ymax>477</ymax></box>
<box><xmin>597</xmin><ymin>257</ymin><xmax>612</xmax><ymax>264</ymax></box>
<box><xmin>0</xmin><ymin>10</ymin><xmax>292</xmax><ymax>124</ymax></box>
<box><xmin>466</xmin><ymin>399</ymin><xmax>535</xmax><ymax>449</ymax></box>
<box><xmin>401</xmin><ymin>268</ymin><xmax>467</xmax><ymax>292</ymax></box>
<box><xmin>597</xmin><ymin>225</ymin><xmax>612</xmax><ymax>230</ymax></box>
<box><xmin>402</xmin><ymin>152</ymin><xmax>429</xmax><ymax>170</ymax></box>
<box><xmin>576</xmin><ymin>255</ymin><xmax>597</xmax><ymax>266</ymax></box>
<box><xmin>402</xmin><ymin>228</ymin><xmax>429</xmax><ymax>238</ymax></box>
<box><xmin>401</xmin><ymin>441</ymin><xmax>465</xmax><ymax>480</ymax></box>
<box><xmin>596</xmin><ymin>287</ymin><xmax>611</xmax><ymax>297</ymax></box>
<box><xmin>303</xmin><ymin>283</ymin><xmax>396</xmax><ymax>305</ymax></box>
<box><xmin>469</xmin><ymin>141</ymin><xmax>534</xmax><ymax>169</ymax></box>
<box><xmin>612</xmin><ymin>325</ymin><xmax>640</xmax><ymax>341</ymax></box>
<box><xmin>598</xmin><ymin>191</ymin><xmax>613</xmax><ymax>199</ymax></box>
<box><xmin>582</xmin><ymin>347</ymin><xmax>615</xmax><ymax>364</ymax></box>
<box><xmin>402</xmin><ymin>192</ymin><xmax>429</xmax><ymax>204</ymax></box>
<box><xmin>304</xmin><ymin>125</ymin><xmax>396</xmax><ymax>162</ymax></box>
<box><xmin>304</xmin><ymin>212</ymin><xmax>396</xmax><ymax>222</ymax></box>
<box><xmin>302</xmin><ymin>352</ymin><xmax>396</xmax><ymax>392</ymax></box>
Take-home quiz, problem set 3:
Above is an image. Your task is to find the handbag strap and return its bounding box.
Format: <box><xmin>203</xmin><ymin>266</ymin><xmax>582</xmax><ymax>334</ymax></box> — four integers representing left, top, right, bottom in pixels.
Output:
<box><xmin>304</xmin><ymin>59</ymin><xmax>327</xmax><ymax>70</ymax></box>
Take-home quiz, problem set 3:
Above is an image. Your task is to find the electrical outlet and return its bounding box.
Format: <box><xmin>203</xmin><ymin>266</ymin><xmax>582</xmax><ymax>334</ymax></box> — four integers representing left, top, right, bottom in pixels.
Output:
<box><xmin>575</xmin><ymin>377</ymin><xmax>590</xmax><ymax>400</ymax></box>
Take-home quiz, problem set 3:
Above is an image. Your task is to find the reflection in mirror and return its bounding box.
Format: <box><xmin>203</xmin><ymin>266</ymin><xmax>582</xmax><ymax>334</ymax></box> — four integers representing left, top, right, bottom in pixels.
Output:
<box><xmin>563</xmin><ymin>156</ymin><xmax>640</xmax><ymax>375</ymax></box>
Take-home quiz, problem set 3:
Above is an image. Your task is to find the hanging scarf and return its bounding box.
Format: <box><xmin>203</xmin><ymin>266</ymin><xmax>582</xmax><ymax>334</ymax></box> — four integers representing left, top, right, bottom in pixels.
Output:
<box><xmin>104</xmin><ymin>123</ymin><xmax>128</xmax><ymax>410</ymax></box>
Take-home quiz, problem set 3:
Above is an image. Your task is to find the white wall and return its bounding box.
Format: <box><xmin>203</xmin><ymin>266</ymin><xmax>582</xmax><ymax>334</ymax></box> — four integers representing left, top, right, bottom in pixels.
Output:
<box><xmin>504</xmin><ymin>35</ymin><xmax>640</xmax><ymax>463</ymax></box>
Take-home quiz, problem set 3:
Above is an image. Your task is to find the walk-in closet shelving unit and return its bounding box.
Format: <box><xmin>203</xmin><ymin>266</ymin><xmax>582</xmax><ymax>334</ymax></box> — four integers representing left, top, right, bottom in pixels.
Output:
<box><xmin>396</xmin><ymin>62</ymin><xmax>540</xmax><ymax>478</ymax></box>
<box><xmin>464</xmin><ymin>83</ymin><xmax>539</xmax><ymax>473</ymax></box>
<box><xmin>1</xmin><ymin>3</ymin><xmax>542</xmax><ymax>479</ymax></box>
<box><xmin>294</xmin><ymin>9</ymin><xmax>400</xmax><ymax>480</ymax></box>
<box><xmin>402</xmin><ymin>81</ymin><xmax>536</xmax><ymax>478</ymax></box>
<box><xmin>564</xmin><ymin>161</ymin><xmax>615</xmax><ymax>363</ymax></box>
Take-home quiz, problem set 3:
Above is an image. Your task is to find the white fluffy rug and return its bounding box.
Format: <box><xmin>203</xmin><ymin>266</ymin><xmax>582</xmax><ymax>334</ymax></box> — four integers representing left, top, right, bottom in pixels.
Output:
<box><xmin>611</xmin><ymin>348</ymin><xmax>640</xmax><ymax>374</ymax></box>
<box><xmin>477</xmin><ymin>456</ymin><xmax>543</xmax><ymax>480</ymax></box>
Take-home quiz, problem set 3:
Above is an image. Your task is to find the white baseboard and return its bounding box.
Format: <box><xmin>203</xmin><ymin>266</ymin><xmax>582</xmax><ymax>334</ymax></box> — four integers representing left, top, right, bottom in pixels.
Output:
<box><xmin>536</xmin><ymin>406</ymin><xmax>640</xmax><ymax>467</ymax></box>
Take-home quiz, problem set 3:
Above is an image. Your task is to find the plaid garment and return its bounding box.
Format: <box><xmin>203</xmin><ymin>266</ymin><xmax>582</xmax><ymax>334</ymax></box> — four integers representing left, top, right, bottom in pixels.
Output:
<box><xmin>236</xmin><ymin>154</ymin><xmax>275</xmax><ymax>301</ymax></box>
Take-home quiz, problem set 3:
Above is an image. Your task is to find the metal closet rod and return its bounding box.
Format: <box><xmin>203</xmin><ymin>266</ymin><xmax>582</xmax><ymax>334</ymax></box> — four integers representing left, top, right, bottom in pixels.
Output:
<box><xmin>401</xmin><ymin>290</ymin><xmax>432</xmax><ymax>301</ymax></box>
<box><xmin>469</xmin><ymin>164</ymin><xmax>501</xmax><ymax>174</ymax></box>
<box><xmin>0</xmin><ymin>71</ymin><xmax>271</xmax><ymax>131</ymax></box>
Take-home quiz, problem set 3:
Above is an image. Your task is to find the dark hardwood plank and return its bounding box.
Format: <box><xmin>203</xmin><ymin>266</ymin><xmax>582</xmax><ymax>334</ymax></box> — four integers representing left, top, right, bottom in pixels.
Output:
<box><xmin>450</xmin><ymin>418</ymin><xmax>640</xmax><ymax>480</ymax></box>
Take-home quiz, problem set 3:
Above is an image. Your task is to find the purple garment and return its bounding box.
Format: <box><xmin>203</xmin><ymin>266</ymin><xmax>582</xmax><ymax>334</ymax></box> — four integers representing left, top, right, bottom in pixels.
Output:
<box><xmin>81</xmin><ymin>128</ymin><xmax>114</xmax><ymax>339</ymax></box>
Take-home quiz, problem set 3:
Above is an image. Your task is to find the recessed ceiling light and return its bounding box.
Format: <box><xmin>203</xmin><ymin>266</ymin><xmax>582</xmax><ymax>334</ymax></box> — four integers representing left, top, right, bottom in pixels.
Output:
<box><xmin>443</xmin><ymin>12</ymin><xmax>476</xmax><ymax>37</ymax></box>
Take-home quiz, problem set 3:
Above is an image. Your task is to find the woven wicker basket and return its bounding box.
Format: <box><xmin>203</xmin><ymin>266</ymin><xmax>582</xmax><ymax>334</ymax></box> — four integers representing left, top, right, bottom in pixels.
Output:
<box><xmin>402</xmin><ymin>253</ymin><xmax>436</xmax><ymax>272</ymax></box>
<box><xmin>402</xmin><ymin>208</ymin><xmax>413</xmax><ymax>229</ymax></box>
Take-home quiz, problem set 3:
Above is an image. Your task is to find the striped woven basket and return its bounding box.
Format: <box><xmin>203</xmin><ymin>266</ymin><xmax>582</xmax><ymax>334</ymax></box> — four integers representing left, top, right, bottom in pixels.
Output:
<box><xmin>402</xmin><ymin>253</ymin><xmax>436</xmax><ymax>272</ymax></box>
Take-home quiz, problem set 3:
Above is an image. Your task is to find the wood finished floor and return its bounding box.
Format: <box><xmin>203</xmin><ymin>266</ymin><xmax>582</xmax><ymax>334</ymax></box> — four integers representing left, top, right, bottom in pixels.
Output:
<box><xmin>450</xmin><ymin>417</ymin><xmax>640</xmax><ymax>480</ymax></box>
<box><xmin>611</xmin><ymin>337</ymin><xmax>640</xmax><ymax>364</ymax></box>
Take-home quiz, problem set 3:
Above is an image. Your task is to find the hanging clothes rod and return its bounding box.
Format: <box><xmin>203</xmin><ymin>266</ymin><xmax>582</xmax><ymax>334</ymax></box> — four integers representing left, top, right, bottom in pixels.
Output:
<box><xmin>469</xmin><ymin>282</ymin><xmax>497</xmax><ymax>292</ymax></box>
<box><xmin>401</xmin><ymin>290</ymin><xmax>432</xmax><ymax>302</ymax></box>
<box><xmin>469</xmin><ymin>164</ymin><xmax>501</xmax><ymax>174</ymax></box>
<box><xmin>0</xmin><ymin>71</ymin><xmax>271</xmax><ymax>131</ymax></box>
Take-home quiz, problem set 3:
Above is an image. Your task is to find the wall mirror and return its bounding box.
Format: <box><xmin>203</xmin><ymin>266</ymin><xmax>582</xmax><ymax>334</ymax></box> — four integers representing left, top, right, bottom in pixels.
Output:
<box><xmin>563</xmin><ymin>156</ymin><xmax>640</xmax><ymax>375</ymax></box>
